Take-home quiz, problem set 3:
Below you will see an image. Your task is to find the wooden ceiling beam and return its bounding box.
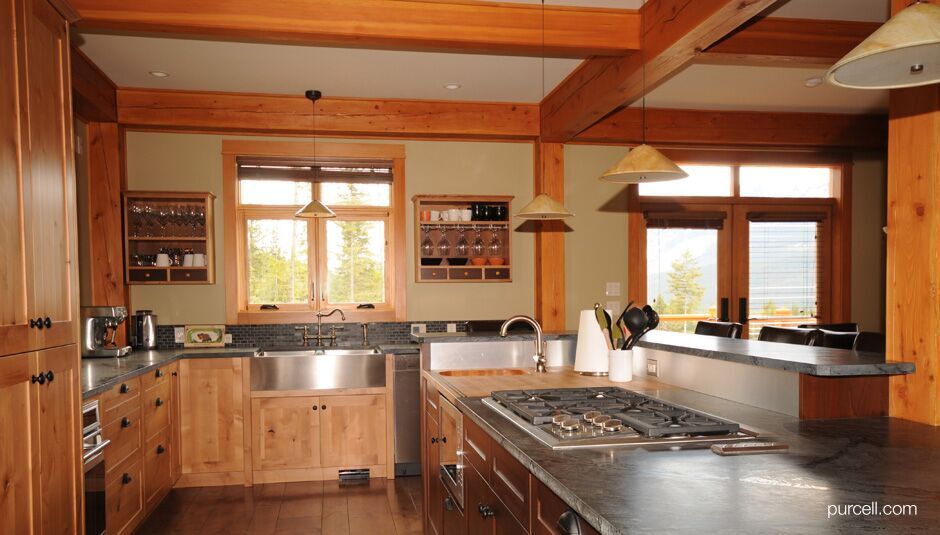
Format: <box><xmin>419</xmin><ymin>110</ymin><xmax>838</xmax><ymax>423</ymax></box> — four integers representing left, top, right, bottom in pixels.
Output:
<box><xmin>115</xmin><ymin>88</ymin><xmax>540</xmax><ymax>140</ymax></box>
<box><xmin>699</xmin><ymin>17</ymin><xmax>880</xmax><ymax>67</ymax></box>
<box><xmin>575</xmin><ymin>107</ymin><xmax>887</xmax><ymax>149</ymax></box>
<box><xmin>540</xmin><ymin>0</ymin><xmax>778</xmax><ymax>142</ymax></box>
<box><xmin>70</xmin><ymin>46</ymin><xmax>117</xmax><ymax>122</ymax></box>
<box><xmin>70</xmin><ymin>0</ymin><xmax>640</xmax><ymax>58</ymax></box>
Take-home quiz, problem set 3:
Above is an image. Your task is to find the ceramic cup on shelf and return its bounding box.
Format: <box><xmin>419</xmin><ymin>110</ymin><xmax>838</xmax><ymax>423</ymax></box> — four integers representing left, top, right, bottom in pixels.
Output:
<box><xmin>461</xmin><ymin>209</ymin><xmax>472</xmax><ymax>221</ymax></box>
<box><xmin>430</xmin><ymin>210</ymin><xmax>441</xmax><ymax>221</ymax></box>
<box><xmin>192</xmin><ymin>253</ymin><xmax>207</xmax><ymax>267</ymax></box>
<box><xmin>440</xmin><ymin>211</ymin><xmax>451</xmax><ymax>221</ymax></box>
<box><xmin>447</xmin><ymin>208</ymin><xmax>461</xmax><ymax>221</ymax></box>
<box><xmin>608</xmin><ymin>349</ymin><xmax>633</xmax><ymax>382</ymax></box>
<box><xmin>420</xmin><ymin>210</ymin><xmax>431</xmax><ymax>221</ymax></box>
<box><xmin>155</xmin><ymin>253</ymin><xmax>171</xmax><ymax>267</ymax></box>
<box><xmin>182</xmin><ymin>254</ymin><xmax>194</xmax><ymax>267</ymax></box>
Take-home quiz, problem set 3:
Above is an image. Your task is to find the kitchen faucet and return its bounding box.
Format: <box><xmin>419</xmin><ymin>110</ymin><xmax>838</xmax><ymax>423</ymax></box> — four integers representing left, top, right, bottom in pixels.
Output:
<box><xmin>500</xmin><ymin>315</ymin><xmax>547</xmax><ymax>373</ymax></box>
<box><xmin>296</xmin><ymin>308</ymin><xmax>347</xmax><ymax>347</ymax></box>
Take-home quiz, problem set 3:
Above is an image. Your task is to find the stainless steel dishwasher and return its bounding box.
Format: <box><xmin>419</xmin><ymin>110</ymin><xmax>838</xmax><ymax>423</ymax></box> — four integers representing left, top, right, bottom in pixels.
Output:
<box><xmin>394</xmin><ymin>351</ymin><xmax>421</xmax><ymax>476</ymax></box>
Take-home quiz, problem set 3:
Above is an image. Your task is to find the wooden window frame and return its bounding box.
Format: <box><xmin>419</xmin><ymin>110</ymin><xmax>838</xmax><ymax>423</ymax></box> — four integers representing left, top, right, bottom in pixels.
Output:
<box><xmin>627</xmin><ymin>150</ymin><xmax>853</xmax><ymax>325</ymax></box>
<box><xmin>223</xmin><ymin>140</ymin><xmax>406</xmax><ymax>324</ymax></box>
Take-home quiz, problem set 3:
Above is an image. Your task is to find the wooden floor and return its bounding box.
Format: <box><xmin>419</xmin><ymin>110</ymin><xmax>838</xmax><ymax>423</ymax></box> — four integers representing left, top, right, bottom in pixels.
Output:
<box><xmin>136</xmin><ymin>476</ymin><xmax>423</xmax><ymax>535</ymax></box>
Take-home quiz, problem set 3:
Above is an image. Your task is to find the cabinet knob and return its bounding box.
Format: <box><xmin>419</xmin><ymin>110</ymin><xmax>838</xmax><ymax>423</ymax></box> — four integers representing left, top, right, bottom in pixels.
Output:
<box><xmin>156</xmin><ymin>445</ymin><xmax>166</xmax><ymax>455</ymax></box>
<box><xmin>444</xmin><ymin>497</ymin><xmax>456</xmax><ymax>511</ymax></box>
<box><xmin>121</xmin><ymin>473</ymin><xmax>132</xmax><ymax>485</ymax></box>
<box><xmin>44</xmin><ymin>370</ymin><xmax>54</xmax><ymax>383</ymax></box>
<box><xmin>155</xmin><ymin>398</ymin><xmax>164</xmax><ymax>407</ymax></box>
<box><xmin>43</xmin><ymin>317</ymin><xmax>51</xmax><ymax>328</ymax></box>
<box><xmin>31</xmin><ymin>374</ymin><xmax>46</xmax><ymax>385</ymax></box>
<box><xmin>121</xmin><ymin>417</ymin><xmax>131</xmax><ymax>428</ymax></box>
<box><xmin>430</xmin><ymin>437</ymin><xmax>439</xmax><ymax>444</ymax></box>
<box><xmin>312</xmin><ymin>405</ymin><xmax>318</xmax><ymax>411</ymax></box>
<box><xmin>155</xmin><ymin>369</ymin><xmax>163</xmax><ymax>378</ymax></box>
<box><xmin>120</xmin><ymin>383</ymin><xmax>130</xmax><ymax>394</ymax></box>
<box><xmin>440</xmin><ymin>436</ymin><xmax>447</xmax><ymax>444</ymax></box>
<box><xmin>478</xmin><ymin>504</ymin><xmax>495</xmax><ymax>519</ymax></box>
<box><xmin>321</xmin><ymin>405</ymin><xmax>326</xmax><ymax>410</ymax></box>
<box><xmin>30</xmin><ymin>317</ymin><xmax>44</xmax><ymax>330</ymax></box>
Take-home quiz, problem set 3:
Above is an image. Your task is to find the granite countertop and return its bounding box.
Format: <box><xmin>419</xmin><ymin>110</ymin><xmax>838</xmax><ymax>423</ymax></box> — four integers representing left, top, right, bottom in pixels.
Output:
<box><xmin>82</xmin><ymin>347</ymin><xmax>259</xmax><ymax>398</ymax></box>
<box><xmin>636</xmin><ymin>331</ymin><xmax>914</xmax><ymax>376</ymax></box>
<box><xmin>412</xmin><ymin>331</ymin><xmax>576</xmax><ymax>343</ymax></box>
<box><xmin>454</xmin><ymin>380</ymin><xmax>940</xmax><ymax>534</ymax></box>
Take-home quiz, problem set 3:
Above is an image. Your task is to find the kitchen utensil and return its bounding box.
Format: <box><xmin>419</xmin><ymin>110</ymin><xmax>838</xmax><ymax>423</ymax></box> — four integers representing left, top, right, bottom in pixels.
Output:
<box><xmin>594</xmin><ymin>303</ymin><xmax>613</xmax><ymax>349</ymax></box>
<box><xmin>487</xmin><ymin>257</ymin><xmax>505</xmax><ymax>266</ymax></box>
<box><xmin>627</xmin><ymin>306</ymin><xmax>660</xmax><ymax>349</ymax></box>
<box><xmin>623</xmin><ymin>307</ymin><xmax>649</xmax><ymax>350</ymax></box>
<box><xmin>470</xmin><ymin>257</ymin><xmax>487</xmax><ymax>266</ymax></box>
<box><xmin>608</xmin><ymin>349</ymin><xmax>633</xmax><ymax>382</ymax></box>
<box><xmin>130</xmin><ymin>309</ymin><xmax>158</xmax><ymax>350</ymax></box>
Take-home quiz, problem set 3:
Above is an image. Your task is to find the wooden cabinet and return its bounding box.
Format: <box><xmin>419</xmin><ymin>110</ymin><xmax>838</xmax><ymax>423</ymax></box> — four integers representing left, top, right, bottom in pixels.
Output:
<box><xmin>141</xmin><ymin>362</ymin><xmax>179</xmax><ymax>510</ymax></box>
<box><xmin>465</xmin><ymin>461</ymin><xmax>526</xmax><ymax>535</ymax></box>
<box><xmin>251</xmin><ymin>396</ymin><xmax>322</xmax><ymax>471</ymax></box>
<box><xmin>0</xmin><ymin>0</ymin><xmax>78</xmax><ymax>357</ymax></box>
<box><xmin>422</xmin><ymin>378</ymin><xmax>443</xmax><ymax>535</ymax></box>
<box><xmin>178</xmin><ymin>358</ymin><xmax>245</xmax><ymax>483</ymax></box>
<box><xmin>0</xmin><ymin>353</ymin><xmax>40</xmax><ymax>534</ymax></box>
<box><xmin>106</xmin><ymin>458</ymin><xmax>144</xmax><ymax>535</ymax></box>
<box><xmin>442</xmin><ymin>484</ymin><xmax>467</xmax><ymax>535</ymax></box>
<box><xmin>532</xmin><ymin>478</ymin><xmax>600</xmax><ymax>535</ymax></box>
<box><xmin>319</xmin><ymin>393</ymin><xmax>387</xmax><ymax>468</ymax></box>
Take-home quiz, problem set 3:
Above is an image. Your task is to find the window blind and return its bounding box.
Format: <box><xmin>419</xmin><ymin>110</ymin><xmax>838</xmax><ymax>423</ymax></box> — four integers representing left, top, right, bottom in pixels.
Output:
<box><xmin>237</xmin><ymin>157</ymin><xmax>393</xmax><ymax>183</ymax></box>
<box><xmin>644</xmin><ymin>211</ymin><xmax>726</xmax><ymax>230</ymax></box>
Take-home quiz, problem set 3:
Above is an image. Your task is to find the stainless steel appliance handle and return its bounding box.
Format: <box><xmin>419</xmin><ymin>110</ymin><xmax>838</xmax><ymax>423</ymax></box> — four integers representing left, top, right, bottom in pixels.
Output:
<box><xmin>83</xmin><ymin>439</ymin><xmax>111</xmax><ymax>466</ymax></box>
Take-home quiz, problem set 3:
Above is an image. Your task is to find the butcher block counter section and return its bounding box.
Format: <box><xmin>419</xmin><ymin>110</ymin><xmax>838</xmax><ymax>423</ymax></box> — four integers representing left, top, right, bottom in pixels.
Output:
<box><xmin>422</xmin><ymin>368</ymin><xmax>940</xmax><ymax>534</ymax></box>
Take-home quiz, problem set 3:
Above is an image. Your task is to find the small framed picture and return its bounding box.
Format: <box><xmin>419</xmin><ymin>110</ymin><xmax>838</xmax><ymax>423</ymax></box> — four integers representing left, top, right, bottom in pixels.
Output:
<box><xmin>183</xmin><ymin>325</ymin><xmax>226</xmax><ymax>348</ymax></box>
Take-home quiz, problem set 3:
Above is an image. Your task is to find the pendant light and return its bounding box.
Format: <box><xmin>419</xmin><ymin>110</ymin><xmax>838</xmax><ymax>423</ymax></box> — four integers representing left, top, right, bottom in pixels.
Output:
<box><xmin>515</xmin><ymin>0</ymin><xmax>574</xmax><ymax>220</ymax></box>
<box><xmin>295</xmin><ymin>89</ymin><xmax>336</xmax><ymax>219</ymax></box>
<box><xmin>598</xmin><ymin>15</ymin><xmax>687</xmax><ymax>184</ymax></box>
<box><xmin>827</xmin><ymin>1</ymin><xmax>940</xmax><ymax>90</ymax></box>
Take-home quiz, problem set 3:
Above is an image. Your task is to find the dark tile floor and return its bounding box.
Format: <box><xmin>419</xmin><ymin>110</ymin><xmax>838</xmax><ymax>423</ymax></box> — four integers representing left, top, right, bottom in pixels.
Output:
<box><xmin>136</xmin><ymin>476</ymin><xmax>423</xmax><ymax>535</ymax></box>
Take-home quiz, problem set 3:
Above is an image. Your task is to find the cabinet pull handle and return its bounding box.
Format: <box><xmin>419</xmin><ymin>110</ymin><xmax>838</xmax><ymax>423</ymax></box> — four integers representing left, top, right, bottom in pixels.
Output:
<box><xmin>557</xmin><ymin>510</ymin><xmax>584</xmax><ymax>535</ymax></box>
<box><xmin>478</xmin><ymin>504</ymin><xmax>495</xmax><ymax>519</ymax></box>
<box><xmin>155</xmin><ymin>398</ymin><xmax>164</xmax><ymax>407</ymax></box>
<box><xmin>43</xmin><ymin>317</ymin><xmax>51</xmax><ymax>328</ymax></box>
<box><xmin>122</xmin><ymin>473</ymin><xmax>132</xmax><ymax>485</ymax></box>
<box><xmin>156</xmin><ymin>445</ymin><xmax>166</xmax><ymax>455</ymax></box>
<box><xmin>44</xmin><ymin>371</ymin><xmax>54</xmax><ymax>383</ymax></box>
<box><xmin>31</xmin><ymin>374</ymin><xmax>46</xmax><ymax>385</ymax></box>
<box><xmin>155</xmin><ymin>369</ymin><xmax>163</xmax><ymax>378</ymax></box>
<box><xmin>444</xmin><ymin>497</ymin><xmax>456</xmax><ymax>511</ymax></box>
<box><xmin>121</xmin><ymin>417</ymin><xmax>131</xmax><ymax>428</ymax></box>
<box><xmin>120</xmin><ymin>383</ymin><xmax>131</xmax><ymax>394</ymax></box>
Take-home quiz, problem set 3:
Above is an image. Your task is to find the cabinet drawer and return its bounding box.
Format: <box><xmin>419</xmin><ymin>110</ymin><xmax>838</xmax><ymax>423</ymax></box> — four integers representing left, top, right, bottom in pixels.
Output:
<box><xmin>170</xmin><ymin>269</ymin><xmax>208</xmax><ymax>282</ymax></box>
<box><xmin>484</xmin><ymin>267</ymin><xmax>510</xmax><ymax>280</ymax></box>
<box><xmin>128</xmin><ymin>269</ymin><xmax>167</xmax><ymax>283</ymax></box>
<box><xmin>466</xmin><ymin>461</ymin><xmax>526</xmax><ymax>535</ymax></box>
<box><xmin>420</xmin><ymin>267</ymin><xmax>447</xmax><ymax>280</ymax></box>
<box><xmin>425</xmin><ymin>381</ymin><xmax>440</xmax><ymax>421</ymax></box>
<box><xmin>491</xmin><ymin>444</ymin><xmax>530</xmax><ymax>530</ymax></box>
<box><xmin>101</xmin><ymin>377</ymin><xmax>141</xmax><ymax>425</ymax></box>
<box><xmin>103</xmin><ymin>405</ymin><xmax>142</xmax><ymax>473</ymax></box>
<box><xmin>143</xmin><ymin>430</ymin><xmax>173</xmax><ymax>509</ymax></box>
<box><xmin>463</xmin><ymin>415</ymin><xmax>492</xmax><ymax>479</ymax></box>
<box><xmin>140</xmin><ymin>361</ymin><xmax>176</xmax><ymax>391</ymax></box>
<box><xmin>142</xmin><ymin>379</ymin><xmax>172</xmax><ymax>440</ymax></box>
<box><xmin>449</xmin><ymin>267</ymin><xmax>482</xmax><ymax>280</ymax></box>
<box><xmin>533</xmin><ymin>478</ymin><xmax>600</xmax><ymax>535</ymax></box>
<box><xmin>106</xmin><ymin>458</ymin><xmax>144</xmax><ymax>535</ymax></box>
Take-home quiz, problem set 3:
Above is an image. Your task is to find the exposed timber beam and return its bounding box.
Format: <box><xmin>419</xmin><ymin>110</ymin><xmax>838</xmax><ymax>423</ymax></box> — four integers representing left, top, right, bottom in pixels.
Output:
<box><xmin>70</xmin><ymin>0</ymin><xmax>640</xmax><ymax>58</ymax></box>
<box><xmin>70</xmin><ymin>46</ymin><xmax>117</xmax><ymax>122</ymax></box>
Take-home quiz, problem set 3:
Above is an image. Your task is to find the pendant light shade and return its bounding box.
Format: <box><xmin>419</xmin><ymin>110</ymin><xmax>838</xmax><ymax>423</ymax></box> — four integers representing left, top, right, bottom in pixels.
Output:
<box><xmin>515</xmin><ymin>193</ymin><xmax>574</xmax><ymax>220</ymax></box>
<box><xmin>599</xmin><ymin>144</ymin><xmax>689</xmax><ymax>184</ymax></box>
<box><xmin>826</xmin><ymin>1</ymin><xmax>940</xmax><ymax>89</ymax></box>
<box><xmin>295</xmin><ymin>200</ymin><xmax>336</xmax><ymax>219</ymax></box>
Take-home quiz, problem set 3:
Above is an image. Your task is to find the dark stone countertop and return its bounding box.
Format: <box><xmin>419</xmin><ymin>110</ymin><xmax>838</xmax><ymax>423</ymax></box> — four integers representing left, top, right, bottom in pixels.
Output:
<box><xmin>411</xmin><ymin>331</ymin><xmax>576</xmax><ymax>343</ymax></box>
<box><xmin>636</xmin><ymin>331</ymin><xmax>914</xmax><ymax>376</ymax></box>
<box><xmin>82</xmin><ymin>347</ymin><xmax>258</xmax><ymax>398</ymax></box>
<box><xmin>458</xmin><ymin>386</ymin><xmax>940</xmax><ymax>534</ymax></box>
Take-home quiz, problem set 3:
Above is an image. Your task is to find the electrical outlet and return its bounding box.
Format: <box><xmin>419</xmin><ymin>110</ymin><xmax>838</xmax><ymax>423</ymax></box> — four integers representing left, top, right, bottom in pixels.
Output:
<box><xmin>411</xmin><ymin>323</ymin><xmax>427</xmax><ymax>335</ymax></box>
<box><xmin>605</xmin><ymin>282</ymin><xmax>621</xmax><ymax>297</ymax></box>
<box><xmin>446</xmin><ymin>323</ymin><xmax>457</xmax><ymax>333</ymax></box>
<box><xmin>174</xmin><ymin>327</ymin><xmax>184</xmax><ymax>343</ymax></box>
<box><xmin>646</xmin><ymin>358</ymin><xmax>659</xmax><ymax>377</ymax></box>
<box><xmin>223</xmin><ymin>334</ymin><xmax>233</xmax><ymax>344</ymax></box>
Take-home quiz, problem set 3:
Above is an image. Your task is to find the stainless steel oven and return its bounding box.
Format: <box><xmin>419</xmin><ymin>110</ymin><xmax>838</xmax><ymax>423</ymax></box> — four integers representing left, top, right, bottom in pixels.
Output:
<box><xmin>438</xmin><ymin>396</ymin><xmax>464</xmax><ymax>509</ymax></box>
<box><xmin>83</xmin><ymin>401</ymin><xmax>110</xmax><ymax>535</ymax></box>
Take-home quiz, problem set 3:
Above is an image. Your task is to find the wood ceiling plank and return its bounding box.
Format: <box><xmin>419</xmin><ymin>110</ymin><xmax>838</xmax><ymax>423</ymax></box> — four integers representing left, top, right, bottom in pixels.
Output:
<box><xmin>116</xmin><ymin>88</ymin><xmax>540</xmax><ymax>140</ymax></box>
<box><xmin>575</xmin><ymin>107</ymin><xmax>887</xmax><ymax>149</ymax></box>
<box><xmin>70</xmin><ymin>46</ymin><xmax>116</xmax><ymax>122</ymax></box>
<box><xmin>70</xmin><ymin>0</ymin><xmax>640</xmax><ymax>58</ymax></box>
<box><xmin>700</xmin><ymin>17</ymin><xmax>880</xmax><ymax>67</ymax></box>
<box><xmin>540</xmin><ymin>0</ymin><xmax>778</xmax><ymax>142</ymax></box>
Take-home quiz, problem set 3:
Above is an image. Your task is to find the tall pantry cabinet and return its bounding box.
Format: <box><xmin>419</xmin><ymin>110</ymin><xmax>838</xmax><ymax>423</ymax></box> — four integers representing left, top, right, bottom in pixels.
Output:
<box><xmin>0</xmin><ymin>0</ymin><xmax>82</xmax><ymax>533</ymax></box>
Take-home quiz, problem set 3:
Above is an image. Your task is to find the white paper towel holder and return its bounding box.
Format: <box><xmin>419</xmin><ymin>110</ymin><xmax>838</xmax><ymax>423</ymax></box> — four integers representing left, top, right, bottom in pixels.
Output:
<box><xmin>574</xmin><ymin>309</ymin><xmax>609</xmax><ymax>376</ymax></box>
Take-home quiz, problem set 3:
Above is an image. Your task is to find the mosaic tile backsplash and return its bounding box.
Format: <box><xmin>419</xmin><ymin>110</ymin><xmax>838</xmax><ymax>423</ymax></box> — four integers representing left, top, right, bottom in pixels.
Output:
<box><xmin>156</xmin><ymin>321</ymin><xmax>467</xmax><ymax>349</ymax></box>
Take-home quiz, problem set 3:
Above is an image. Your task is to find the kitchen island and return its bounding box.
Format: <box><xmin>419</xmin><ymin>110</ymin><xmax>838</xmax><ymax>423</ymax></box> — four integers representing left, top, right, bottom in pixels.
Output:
<box><xmin>423</xmin><ymin>366</ymin><xmax>939</xmax><ymax>534</ymax></box>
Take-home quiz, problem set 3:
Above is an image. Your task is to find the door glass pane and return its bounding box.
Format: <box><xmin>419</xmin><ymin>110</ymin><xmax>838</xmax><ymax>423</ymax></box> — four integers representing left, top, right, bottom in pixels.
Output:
<box><xmin>739</xmin><ymin>166</ymin><xmax>831</xmax><ymax>198</ymax></box>
<box><xmin>326</xmin><ymin>220</ymin><xmax>386</xmax><ymax>304</ymax></box>
<box><xmin>240</xmin><ymin>180</ymin><xmax>312</xmax><ymax>205</ymax></box>
<box><xmin>748</xmin><ymin>221</ymin><xmax>819</xmax><ymax>337</ymax></box>
<box><xmin>320</xmin><ymin>182</ymin><xmax>390</xmax><ymax>206</ymax></box>
<box><xmin>647</xmin><ymin>228</ymin><xmax>718</xmax><ymax>333</ymax></box>
<box><xmin>638</xmin><ymin>165</ymin><xmax>733</xmax><ymax>197</ymax></box>
<box><xmin>246</xmin><ymin>219</ymin><xmax>309</xmax><ymax>304</ymax></box>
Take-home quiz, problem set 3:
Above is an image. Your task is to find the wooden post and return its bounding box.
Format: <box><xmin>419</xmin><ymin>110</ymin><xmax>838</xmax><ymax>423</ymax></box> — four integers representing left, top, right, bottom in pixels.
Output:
<box><xmin>533</xmin><ymin>142</ymin><xmax>566</xmax><ymax>331</ymax></box>
<box><xmin>886</xmin><ymin>0</ymin><xmax>940</xmax><ymax>425</ymax></box>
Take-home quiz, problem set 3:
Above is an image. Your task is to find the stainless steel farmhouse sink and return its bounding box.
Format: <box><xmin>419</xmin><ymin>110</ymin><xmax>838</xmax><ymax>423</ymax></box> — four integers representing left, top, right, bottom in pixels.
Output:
<box><xmin>250</xmin><ymin>347</ymin><xmax>385</xmax><ymax>391</ymax></box>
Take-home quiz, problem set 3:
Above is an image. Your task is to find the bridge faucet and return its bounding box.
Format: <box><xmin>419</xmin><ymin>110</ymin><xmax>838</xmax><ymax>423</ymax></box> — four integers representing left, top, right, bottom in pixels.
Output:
<box><xmin>499</xmin><ymin>315</ymin><xmax>546</xmax><ymax>373</ymax></box>
<box><xmin>297</xmin><ymin>308</ymin><xmax>347</xmax><ymax>347</ymax></box>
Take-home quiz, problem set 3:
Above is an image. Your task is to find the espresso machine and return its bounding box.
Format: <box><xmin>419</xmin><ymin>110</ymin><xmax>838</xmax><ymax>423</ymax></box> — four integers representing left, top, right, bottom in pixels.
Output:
<box><xmin>81</xmin><ymin>306</ymin><xmax>132</xmax><ymax>358</ymax></box>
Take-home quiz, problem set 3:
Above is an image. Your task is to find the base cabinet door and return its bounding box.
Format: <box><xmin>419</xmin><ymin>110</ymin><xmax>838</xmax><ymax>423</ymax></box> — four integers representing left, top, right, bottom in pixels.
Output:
<box><xmin>106</xmin><ymin>459</ymin><xmax>144</xmax><ymax>535</ymax></box>
<box><xmin>143</xmin><ymin>430</ymin><xmax>173</xmax><ymax>510</ymax></box>
<box><xmin>179</xmin><ymin>358</ymin><xmax>245</xmax><ymax>477</ymax></box>
<box><xmin>0</xmin><ymin>353</ymin><xmax>39</xmax><ymax>534</ymax></box>
<box><xmin>425</xmin><ymin>403</ymin><xmax>443</xmax><ymax>535</ymax></box>
<box><xmin>466</xmin><ymin>463</ymin><xmax>526</xmax><ymax>535</ymax></box>
<box><xmin>319</xmin><ymin>394</ymin><xmax>387</xmax><ymax>468</ymax></box>
<box><xmin>442</xmin><ymin>485</ymin><xmax>467</xmax><ymax>535</ymax></box>
<box><xmin>252</xmin><ymin>396</ymin><xmax>321</xmax><ymax>471</ymax></box>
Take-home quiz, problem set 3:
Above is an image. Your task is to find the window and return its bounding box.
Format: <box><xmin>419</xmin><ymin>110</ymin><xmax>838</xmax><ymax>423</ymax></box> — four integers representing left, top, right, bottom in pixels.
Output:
<box><xmin>639</xmin><ymin>164</ymin><xmax>733</xmax><ymax>197</ymax></box>
<box><xmin>739</xmin><ymin>166</ymin><xmax>831</xmax><ymax>198</ymax></box>
<box><xmin>225</xmin><ymin>141</ymin><xmax>405</xmax><ymax>323</ymax></box>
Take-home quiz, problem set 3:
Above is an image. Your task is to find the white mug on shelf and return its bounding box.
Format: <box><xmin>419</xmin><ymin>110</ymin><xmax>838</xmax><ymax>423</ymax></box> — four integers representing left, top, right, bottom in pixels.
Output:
<box><xmin>461</xmin><ymin>209</ymin><xmax>472</xmax><ymax>221</ymax></box>
<box><xmin>440</xmin><ymin>211</ymin><xmax>451</xmax><ymax>221</ymax></box>
<box><xmin>430</xmin><ymin>210</ymin><xmax>441</xmax><ymax>221</ymax></box>
<box><xmin>608</xmin><ymin>349</ymin><xmax>633</xmax><ymax>382</ymax></box>
<box><xmin>155</xmin><ymin>253</ymin><xmax>171</xmax><ymax>267</ymax></box>
<box><xmin>192</xmin><ymin>253</ymin><xmax>206</xmax><ymax>267</ymax></box>
<box><xmin>182</xmin><ymin>254</ymin><xmax>194</xmax><ymax>267</ymax></box>
<box><xmin>447</xmin><ymin>208</ymin><xmax>461</xmax><ymax>221</ymax></box>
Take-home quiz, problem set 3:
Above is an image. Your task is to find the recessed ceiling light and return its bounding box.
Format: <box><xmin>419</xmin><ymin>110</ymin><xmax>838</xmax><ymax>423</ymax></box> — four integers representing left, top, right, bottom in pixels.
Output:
<box><xmin>443</xmin><ymin>83</ymin><xmax>461</xmax><ymax>90</ymax></box>
<box><xmin>149</xmin><ymin>70</ymin><xmax>170</xmax><ymax>78</ymax></box>
<box><xmin>804</xmin><ymin>77</ymin><xmax>823</xmax><ymax>88</ymax></box>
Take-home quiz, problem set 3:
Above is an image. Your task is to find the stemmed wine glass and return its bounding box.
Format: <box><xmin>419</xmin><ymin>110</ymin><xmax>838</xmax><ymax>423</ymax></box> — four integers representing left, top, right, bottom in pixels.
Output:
<box><xmin>420</xmin><ymin>225</ymin><xmax>434</xmax><ymax>257</ymax></box>
<box><xmin>437</xmin><ymin>224</ymin><xmax>451</xmax><ymax>257</ymax></box>
<box><xmin>470</xmin><ymin>225</ymin><xmax>486</xmax><ymax>256</ymax></box>
<box><xmin>487</xmin><ymin>224</ymin><xmax>503</xmax><ymax>257</ymax></box>
<box><xmin>455</xmin><ymin>228</ymin><xmax>470</xmax><ymax>257</ymax></box>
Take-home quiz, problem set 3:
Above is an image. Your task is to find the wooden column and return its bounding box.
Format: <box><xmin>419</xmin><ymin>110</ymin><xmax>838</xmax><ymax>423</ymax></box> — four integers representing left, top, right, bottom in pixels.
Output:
<box><xmin>886</xmin><ymin>0</ymin><xmax>940</xmax><ymax>425</ymax></box>
<box><xmin>84</xmin><ymin>121</ymin><xmax>129</xmax><ymax>343</ymax></box>
<box><xmin>533</xmin><ymin>142</ymin><xmax>566</xmax><ymax>331</ymax></box>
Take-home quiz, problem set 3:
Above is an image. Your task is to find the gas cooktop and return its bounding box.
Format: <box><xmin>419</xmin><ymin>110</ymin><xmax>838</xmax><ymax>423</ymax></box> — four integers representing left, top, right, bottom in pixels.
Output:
<box><xmin>483</xmin><ymin>387</ymin><xmax>759</xmax><ymax>449</ymax></box>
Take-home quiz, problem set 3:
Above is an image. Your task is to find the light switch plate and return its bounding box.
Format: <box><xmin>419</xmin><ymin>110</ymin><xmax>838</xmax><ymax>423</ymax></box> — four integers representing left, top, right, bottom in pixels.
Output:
<box><xmin>605</xmin><ymin>282</ymin><xmax>621</xmax><ymax>297</ymax></box>
<box><xmin>411</xmin><ymin>323</ymin><xmax>426</xmax><ymax>335</ymax></box>
<box><xmin>446</xmin><ymin>323</ymin><xmax>457</xmax><ymax>333</ymax></box>
<box><xmin>174</xmin><ymin>327</ymin><xmax>184</xmax><ymax>343</ymax></box>
<box><xmin>646</xmin><ymin>358</ymin><xmax>659</xmax><ymax>377</ymax></box>
<box><xmin>223</xmin><ymin>334</ymin><xmax>233</xmax><ymax>344</ymax></box>
<box><xmin>606</xmin><ymin>301</ymin><xmax>621</xmax><ymax>314</ymax></box>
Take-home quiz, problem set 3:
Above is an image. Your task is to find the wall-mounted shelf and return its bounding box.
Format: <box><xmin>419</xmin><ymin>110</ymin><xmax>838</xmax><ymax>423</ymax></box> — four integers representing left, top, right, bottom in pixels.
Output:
<box><xmin>123</xmin><ymin>191</ymin><xmax>216</xmax><ymax>285</ymax></box>
<box><xmin>413</xmin><ymin>194</ymin><xmax>513</xmax><ymax>283</ymax></box>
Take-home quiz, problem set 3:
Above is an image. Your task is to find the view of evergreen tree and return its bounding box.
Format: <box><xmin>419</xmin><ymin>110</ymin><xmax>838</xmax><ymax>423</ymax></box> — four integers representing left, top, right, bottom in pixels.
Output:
<box><xmin>326</xmin><ymin>184</ymin><xmax>385</xmax><ymax>304</ymax></box>
<box><xmin>660</xmin><ymin>249</ymin><xmax>705</xmax><ymax>332</ymax></box>
<box><xmin>247</xmin><ymin>219</ymin><xmax>309</xmax><ymax>304</ymax></box>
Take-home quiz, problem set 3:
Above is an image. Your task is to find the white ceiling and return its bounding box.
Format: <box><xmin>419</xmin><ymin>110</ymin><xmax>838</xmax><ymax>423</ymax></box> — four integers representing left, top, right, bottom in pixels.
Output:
<box><xmin>76</xmin><ymin>0</ymin><xmax>891</xmax><ymax>111</ymax></box>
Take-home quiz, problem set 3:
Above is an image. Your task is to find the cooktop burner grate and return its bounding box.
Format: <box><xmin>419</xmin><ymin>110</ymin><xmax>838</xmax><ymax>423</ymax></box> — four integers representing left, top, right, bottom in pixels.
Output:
<box><xmin>490</xmin><ymin>387</ymin><xmax>740</xmax><ymax>438</ymax></box>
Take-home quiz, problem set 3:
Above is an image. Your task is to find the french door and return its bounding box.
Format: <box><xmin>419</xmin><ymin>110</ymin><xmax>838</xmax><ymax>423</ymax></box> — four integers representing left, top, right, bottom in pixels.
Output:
<box><xmin>641</xmin><ymin>203</ymin><xmax>833</xmax><ymax>337</ymax></box>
